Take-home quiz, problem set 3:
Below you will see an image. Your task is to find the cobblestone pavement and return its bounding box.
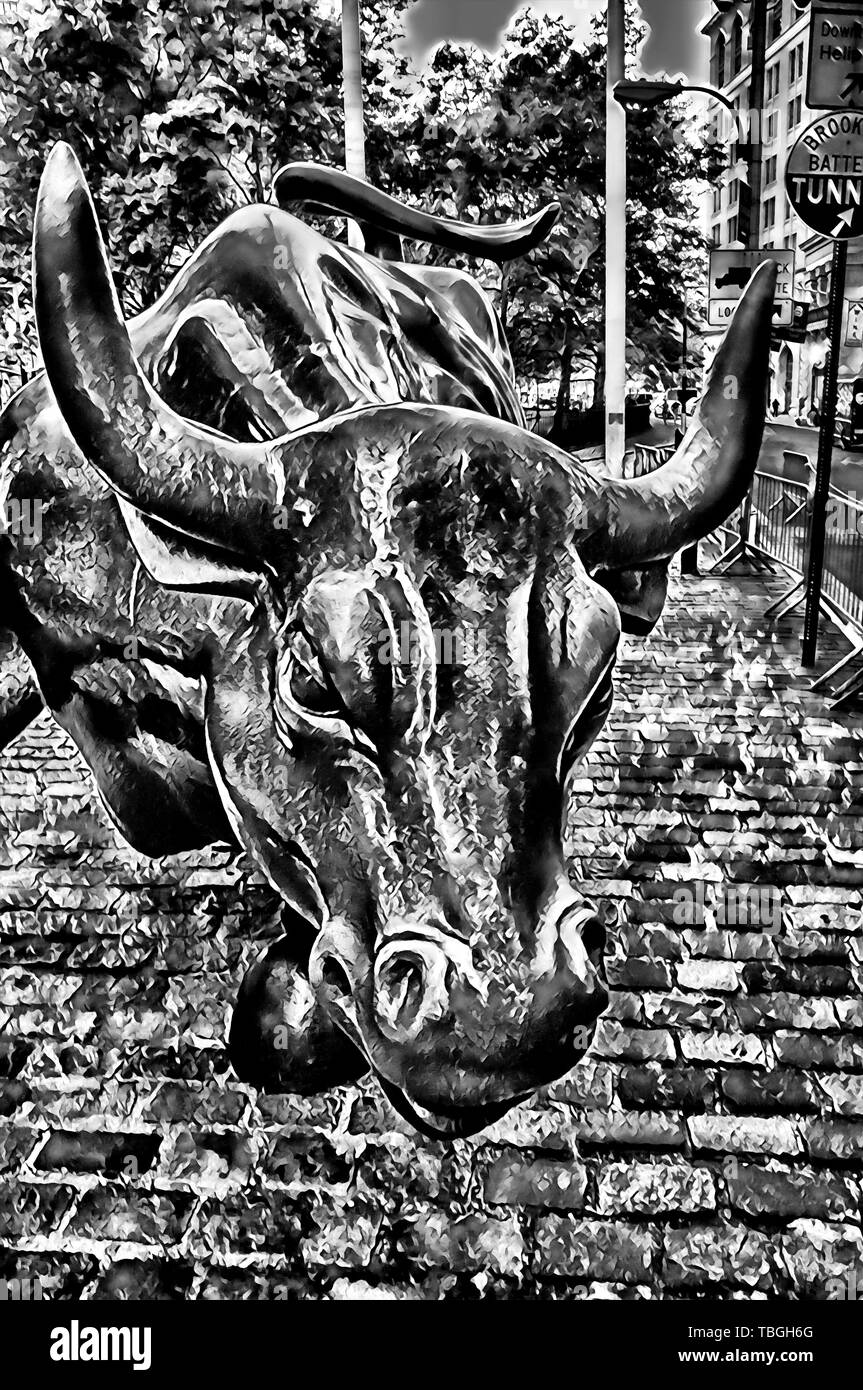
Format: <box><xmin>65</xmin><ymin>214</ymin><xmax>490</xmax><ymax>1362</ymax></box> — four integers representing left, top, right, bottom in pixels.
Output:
<box><xmin>0</xmin><ymin>566</ymin><xmax>861</xmax><ymax>1301</ymax></box>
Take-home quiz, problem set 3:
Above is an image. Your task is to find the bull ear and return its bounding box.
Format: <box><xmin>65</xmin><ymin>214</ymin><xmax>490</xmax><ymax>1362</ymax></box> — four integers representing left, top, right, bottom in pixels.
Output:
<box><xmin>117</xmin><ymin>500</ymin><xmax>262</xmax><ymax>599</ymax></box>
<box><xmin>593</xmin><ymin>561</ymin><xmax>670</xmax><ymax>636</ymax></box>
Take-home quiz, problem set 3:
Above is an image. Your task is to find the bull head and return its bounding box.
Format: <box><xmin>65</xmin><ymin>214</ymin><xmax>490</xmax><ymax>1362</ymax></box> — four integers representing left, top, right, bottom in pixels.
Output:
<box><xmin>32</xmin><ymin>143</ymin><xmax>776</xmax><ymax>1137</ymax></box>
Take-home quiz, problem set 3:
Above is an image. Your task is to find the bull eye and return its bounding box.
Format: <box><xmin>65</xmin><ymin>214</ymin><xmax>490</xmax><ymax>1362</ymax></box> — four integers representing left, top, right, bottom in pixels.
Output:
<box><xmin>287</xmin><ymin>633</ymin><xmax>344</xmax><ymax>716</ymax></box>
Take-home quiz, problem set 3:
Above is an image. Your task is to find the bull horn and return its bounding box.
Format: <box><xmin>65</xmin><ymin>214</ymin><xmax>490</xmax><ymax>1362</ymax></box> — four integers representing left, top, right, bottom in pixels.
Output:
<box><xmin>273</xmin><ymin>162</ymin><xmax>560</xmax><ymax>263</ymax></box>
<box><xmin>33</xmin><ymin>142</ymin><xmax>283</xmax><ymax>555</ymax></box>
<box><xmin>582</xmin><ymin>260</ymin><xmax>778</xmax><ymax>569</ymax></box>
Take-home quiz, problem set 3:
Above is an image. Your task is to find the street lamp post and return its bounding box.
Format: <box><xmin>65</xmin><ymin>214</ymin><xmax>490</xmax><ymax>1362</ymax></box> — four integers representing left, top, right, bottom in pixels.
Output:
<box><xmin>614</xmin><ymin>77</ymin><xmax>750</xmax><ymax>575</ymax></box>
<box><xmin>341</xmin><ymin>0</ymin><xmax>366</xmax><ymax>250</ymax></box>
<box><xmin>605</xmin><ymin>0</ymin><xmax>627</xmax><ymax>477</ymax></box>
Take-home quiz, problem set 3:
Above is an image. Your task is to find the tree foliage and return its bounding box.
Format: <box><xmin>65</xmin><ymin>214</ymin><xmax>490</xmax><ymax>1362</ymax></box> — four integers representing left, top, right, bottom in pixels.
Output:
<box><xmin>0</xmin><ymin>0</ymin><xmax>712</xmax><ymax>412</ymax></box>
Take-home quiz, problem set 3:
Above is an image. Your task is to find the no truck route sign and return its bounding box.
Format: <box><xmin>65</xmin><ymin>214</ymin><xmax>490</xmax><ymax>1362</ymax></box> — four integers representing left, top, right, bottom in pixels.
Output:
<box><xmin>786</xmin><ymin>112</ymin><xmax>863</xmax><ymax>241</ymax></box>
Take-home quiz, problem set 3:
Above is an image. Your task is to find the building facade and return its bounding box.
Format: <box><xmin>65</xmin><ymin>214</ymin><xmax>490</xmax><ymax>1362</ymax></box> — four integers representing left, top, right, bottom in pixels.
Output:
<box><xmin>703</xmin><ymin>0</ymin><xmax>863</xmax><ymax>426</ymax></box>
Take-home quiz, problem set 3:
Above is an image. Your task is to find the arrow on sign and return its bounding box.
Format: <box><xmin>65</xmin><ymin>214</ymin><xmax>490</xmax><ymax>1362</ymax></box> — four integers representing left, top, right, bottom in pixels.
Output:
<box><xmin>841</xmin><ymin>73</ymin><xmax>863</xmax><ymax>102</ymax></box>
<box><xmin>833</xmin><ymin>209</ymin><xmax>855</xmax><ymax>236</ymax></box>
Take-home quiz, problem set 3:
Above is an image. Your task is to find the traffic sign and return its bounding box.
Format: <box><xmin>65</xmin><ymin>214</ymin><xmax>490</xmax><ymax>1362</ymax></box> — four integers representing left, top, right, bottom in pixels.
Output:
<box><xmin>708</xmin><ymin>248</ymin><xmax>794</xmax><ymax>328</ymax></box>
<box><xmin>847</xmin><ymin>301</ymin><xmax>863</xmax><ymax>343</ymax></box>
<box><xmin>850</xmin><ymin>377</ymin><xmax>863</xmax><ymax>444</ymax></box>
<box><xmin>772</xmin><ymin>301</ymin><xmax>811</xmax><ymax>345</ymax></box>
<box><xmin>786</xmin><ymin>113</ymin><xmax>863</xmax><ymax>240</ymax></box>
<box><xmin>807</xmin><ymin>5</ymin><xmax>863</xmax><ymax>112</ymax></box>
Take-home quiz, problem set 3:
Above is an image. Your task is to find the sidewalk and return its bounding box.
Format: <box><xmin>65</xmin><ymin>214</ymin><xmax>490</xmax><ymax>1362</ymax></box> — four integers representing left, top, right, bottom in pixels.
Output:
<box><xmin>0</xmin><ymin>566</ymin><xmax>861</xmax><ymax>1298</ymax></box>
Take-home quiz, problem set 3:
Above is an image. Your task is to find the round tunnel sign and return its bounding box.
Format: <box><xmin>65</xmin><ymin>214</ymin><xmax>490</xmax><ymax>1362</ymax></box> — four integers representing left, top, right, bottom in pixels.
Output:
<box><xmin>786</xmin><ymin>112</ymin><xmax>863</xmax><ymax>240</ymax></box>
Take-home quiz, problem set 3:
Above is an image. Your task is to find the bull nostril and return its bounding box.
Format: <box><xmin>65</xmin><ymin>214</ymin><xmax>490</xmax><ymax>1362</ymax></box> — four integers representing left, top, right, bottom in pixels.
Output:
<box><xmin>320</xmin><ymin>956</ymin><xmax>351</xmax><ymax>998</ymax></box>
<box><xmin>580</xmin><ymin>916</ymin><xmax>606</xmax><ymax>970</ymax></box>
<box><xmin>378</xmin><ymin>955</ymin><xmax>425</xmax><ymax>1024</ymax></box>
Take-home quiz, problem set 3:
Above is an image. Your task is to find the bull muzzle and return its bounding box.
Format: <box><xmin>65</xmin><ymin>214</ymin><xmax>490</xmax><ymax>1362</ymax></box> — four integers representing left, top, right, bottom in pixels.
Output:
<box><xmin>306</xmin><ymin>891</ymin><xmax>608</xmax><ymax>1138</ymax></box>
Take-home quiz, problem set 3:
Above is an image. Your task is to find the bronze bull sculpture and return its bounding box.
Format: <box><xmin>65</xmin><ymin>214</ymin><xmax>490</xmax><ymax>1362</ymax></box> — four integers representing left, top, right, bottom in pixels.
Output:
<box><xmin>0</xmin><ymin>142</ymin><xmax>776</xmax><ymax>1137</ymax></box>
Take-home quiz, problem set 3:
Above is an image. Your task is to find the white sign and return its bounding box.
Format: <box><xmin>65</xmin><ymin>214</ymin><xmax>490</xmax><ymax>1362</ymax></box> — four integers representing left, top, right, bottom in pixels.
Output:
<box><xmin>708</xmin><ymin>299</ymin><xmax>793</xmax><ymax>328</ymax></box>
<box><xmin>786</xmin><ymin>113</ymin><xmax>863</xmax><ymax>240</ymax></box>
<box><xmin>847</xmin><ymin>301</ymin><xmax>863</xmax><ymax>344</ymax></box>
<box><xmin>807</xmin><ymin>5</ymin><xmax>863</xmax><ymax>112</ymax></box>
<box><xmin>708</xmin><ymin>249</ymin><xmax>795</xmax><ymax>329</ymax></box>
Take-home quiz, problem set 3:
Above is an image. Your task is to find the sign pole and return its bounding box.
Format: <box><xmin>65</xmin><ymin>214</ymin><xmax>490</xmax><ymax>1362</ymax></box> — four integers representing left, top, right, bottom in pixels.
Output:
<box><xmin>802</xmin><ymin>237</ymin><xmax>848</xmax><ymax>668</ymax></box>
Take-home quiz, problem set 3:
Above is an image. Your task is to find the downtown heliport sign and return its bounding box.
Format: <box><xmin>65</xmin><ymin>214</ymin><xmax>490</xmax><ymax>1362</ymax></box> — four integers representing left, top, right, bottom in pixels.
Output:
<box><xmin>807</xmin><ymin>5</ymin><xmax>863</xmax><ymax>112</ymax></box>
<box><xmin>786</xmin><ymin>112</ymin><xmax>863</xmax><ymax>241</ymax></box>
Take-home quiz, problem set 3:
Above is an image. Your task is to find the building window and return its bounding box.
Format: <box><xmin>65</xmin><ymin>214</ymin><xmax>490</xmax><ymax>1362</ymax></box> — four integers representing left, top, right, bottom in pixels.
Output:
<box><xmin>714</xmin><ymin>33</ymin><xmax>727</xmax><ymax>88</ymax></box>
<box><xmin>728</xmin><ymin>177</ymin><xmax>740</xmax><ymax>206</ymax></box>
<box><xmin>728</xmin><ymin>215</ymin><xmax>739</xmax><ymax>244</ymax></box>
<box><xmin>787</xmin><ymin>94</ymin><xmax>802</xmax><ymax>129</ymax></box>
<box><xmin>732</xmin><ymin>14</ymin><xmax>744</xmax><ymax>75</ymax></box>
<box><xmin>765</xmin><ymin>155</ymin><xmax>778</xmax><ymax>186</ymax></box>
<box><xmin>767</xmin><ymin>112</ymin><xmax>779</xmax><ymax>141</ymax></box>
<box><xmin>789</xmin><ymin>42</ymin><xmax>804</xmax><ymax>84</ymax></box>
<box><xmin>767</xmin><ymin>63</ymin><xmax>780</xmax><ymax>100</ymax></box>
<box><xmin>769</xmin><ymin>3</ymin><xmax>783</xmax><ymax>43</ymax></box>
<box><xmin>713</xmin><ymin>186</ymin><xmax>722</xmax><ymax>215</ymax></box>
<box><xmin>764</xmin><ymin>197</ymin><xmax>776</xmax><ymax>230</ymax></box>
<box><xmin>711</xmin><ymin>222</ymin><xmax>721</xmax><ymax>247</ymax></box>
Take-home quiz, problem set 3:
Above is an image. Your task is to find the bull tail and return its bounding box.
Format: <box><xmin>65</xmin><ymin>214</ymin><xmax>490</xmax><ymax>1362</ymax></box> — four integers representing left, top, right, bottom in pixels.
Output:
<box><xmin>272</xmin><ymin>162</ymin><xmax>559</xmax><ymax>263</ymax></box>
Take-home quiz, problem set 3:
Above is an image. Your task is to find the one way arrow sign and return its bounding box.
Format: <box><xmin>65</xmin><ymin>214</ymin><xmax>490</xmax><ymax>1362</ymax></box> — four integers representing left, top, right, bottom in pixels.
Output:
<box><xmin>841</xmin><ymin>73</ymin><xmax>863</xmax><ymax>102</ymax></box>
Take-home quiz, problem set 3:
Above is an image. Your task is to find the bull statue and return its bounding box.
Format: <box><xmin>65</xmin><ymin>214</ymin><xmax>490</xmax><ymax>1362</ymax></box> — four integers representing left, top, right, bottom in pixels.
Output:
<box><xmin>0</xmin><ymin>143</ymin><xmax>776</xmax><ymax>1138</ymax></box>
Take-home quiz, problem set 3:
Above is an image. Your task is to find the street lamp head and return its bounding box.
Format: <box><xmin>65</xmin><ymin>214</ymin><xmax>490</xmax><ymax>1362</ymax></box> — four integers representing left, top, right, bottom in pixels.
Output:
<box><xmin>613</xmin><ymin>79</ymin><xmax>684</xmax><ymax>111</ymax></box>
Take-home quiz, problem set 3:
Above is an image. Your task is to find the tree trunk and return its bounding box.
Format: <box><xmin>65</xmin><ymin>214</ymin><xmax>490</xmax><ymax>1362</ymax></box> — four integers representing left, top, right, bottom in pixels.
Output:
<box><xmin>553</xmin><ymin>312</ymin><xmax>574</xmax><ymax>435</ymax></box>
<box><xmin>591</xmin><ymin>346</ymin><xmax>605</xmax><ymax>411</ymax></box>
<box><xmin>341</xmin><ymin>0</ymin><xmax>366</xmax><ymax>250</ymax></box>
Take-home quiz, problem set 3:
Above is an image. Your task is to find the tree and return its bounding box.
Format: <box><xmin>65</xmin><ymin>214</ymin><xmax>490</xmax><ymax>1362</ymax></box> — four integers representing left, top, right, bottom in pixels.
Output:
<box><xmin>0</xmin><ymin>0</ymin><xmax>713</xmax><ymax>423</ymax></box>
<box><xmin>360</xmin><ymin>6</ymin><xmax>714</xmax><ymax>422</ymax></box>
<box><xmin>0</xmin><ymin>0</ymin><xmax>345</xmax><ymax>392</ymax></box>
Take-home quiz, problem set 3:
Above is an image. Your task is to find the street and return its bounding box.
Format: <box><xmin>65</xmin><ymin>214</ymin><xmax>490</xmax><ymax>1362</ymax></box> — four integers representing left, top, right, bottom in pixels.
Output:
<box><xmin>639</xmin><ymin>418</ymin><xmax>863</xmax><ymax>494</ymax></box>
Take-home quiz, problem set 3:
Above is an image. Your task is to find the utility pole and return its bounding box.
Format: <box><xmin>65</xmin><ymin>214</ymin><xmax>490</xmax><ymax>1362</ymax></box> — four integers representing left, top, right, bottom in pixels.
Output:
<box><xmin>803</xmin><ymin>239</ymin><xmax>847</xmax><ymax>667</ymax></box>
<box><xmin>341</xmin><ymin>0</ymin><xmax>366</xmax><ymax>250</ymax></box>
<box><xmin>739</xmin><ymin>0</ymin><xmax>768</xmax><ymax>251</ymax></box>
<box><xmin>733</xmin><ymin>0</ymin><xmax>769</xmax><ymax>564</ymax></box>
<box><xmin>605</xmin><ymin>0</ymin><xmax>627</xmax><ymax>475</ymax></box>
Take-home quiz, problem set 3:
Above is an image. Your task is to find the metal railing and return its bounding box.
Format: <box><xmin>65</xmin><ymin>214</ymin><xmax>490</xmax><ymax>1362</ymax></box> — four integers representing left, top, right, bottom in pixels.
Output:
<box><xmin>626</xmin><ymin>441</ymin><xmax>675</xmax><ymax>478</ymax></box>
<box><xmin>625</xmin><ymin>443</ymin><xmax>863</xmax><ymax>705</ymax></box>
<box><xmin>710</xmin><ymin>473</ymin><xmax>863</xmax><ymax>705</ymax></box>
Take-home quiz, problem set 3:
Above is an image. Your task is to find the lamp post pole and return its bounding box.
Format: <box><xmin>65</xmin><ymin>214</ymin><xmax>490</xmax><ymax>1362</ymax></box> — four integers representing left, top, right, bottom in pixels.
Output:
<box><xmin>341</xmin><ymin>0</ymin><xmax>366</xmax><ymax>250</ymax></box>
<box><xmin>605</xmin><ymin>0</ymin><xmax>627</xmax><ymax>476</ymax></box>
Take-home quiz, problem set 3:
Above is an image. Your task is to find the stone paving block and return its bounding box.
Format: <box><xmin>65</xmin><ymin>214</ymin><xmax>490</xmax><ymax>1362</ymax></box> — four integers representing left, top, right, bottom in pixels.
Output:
<box><xmin>782</xmin><ymin>1221</ymin><xmax>863</xmax><ymax>1297</ymax></box>
<box><xmin>595</xmin><ymin>1160</ymin><xmax>716</xmax><ymax>1216</ymax></box>
<box><xmin>724</xmin><ymin>1162</ymin><xmax>860</xmax><ymax>1220</ymax></box>
<box><xmin>533</xmin><ymin>1216</ymin><xmax>657</xmax><ymax>1283</ymax></box>
<box><xmin>482</xmin><ymin>1150</ymin><xmax>589</xmax><ymax>1210</ymax></box>
<box><xmin>687</xmin><ymin>1115</ymin><xmax>802</xmax><ymax>1157</ymax></box>
<box><xmin>398</xmin><ymin>1204</ymin><xmax>525</xmax><ymax>1277</ymax></box>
